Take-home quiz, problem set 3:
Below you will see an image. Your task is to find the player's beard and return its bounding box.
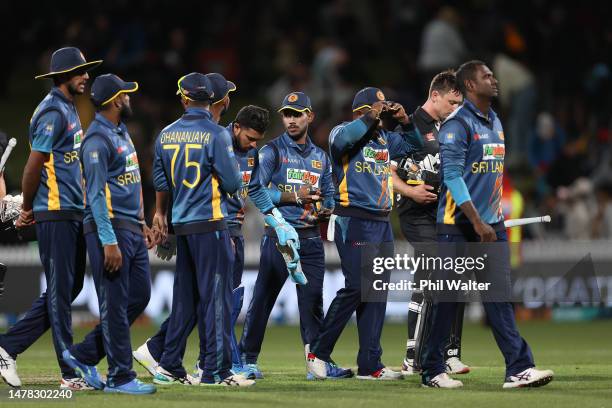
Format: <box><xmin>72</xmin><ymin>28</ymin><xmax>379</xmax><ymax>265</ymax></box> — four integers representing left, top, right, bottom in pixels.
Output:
<box><xmin>67</xmin><ymin>81</ymin><xmax>84</xmax><ymax>96</ymax></box>
<box><xmin>120</xmin><ymin>103</ymin><xmax>133</xmax><ymax>120</ymax></box>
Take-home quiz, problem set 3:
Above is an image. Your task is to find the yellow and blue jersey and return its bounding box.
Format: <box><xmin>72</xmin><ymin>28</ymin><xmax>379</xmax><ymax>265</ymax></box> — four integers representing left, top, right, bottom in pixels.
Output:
<box><xmin>29</xmin><ymin>87</ymin><xmax>85</xmax><ymax>221</ymax></box>
<box><xmin>80</xmin><ymin>113</ymin><xmax>144</xmax><ymax>245</ymax></box>
<box><xmin>153</xmin><ymin>107</ymin><xmax>241</xmax><ymax>234</ymax></box>
<box><xmin>225</xmin><ymin>123</ymin><xmax>257</xmax><ymax>230</ymax></box>
<box><xmin>253</xmin><ymin>132</ymin><xmax>334</xmax><ymax>229</ymax></box>
<box><xmin>329</xmin><ymin>116</ymin><xmax>421</xmax><ymax>220</ymax></box>
<box><xmin>437</xmin><ymin>99</ymin><xmax>505</xmax><ymax>232</ymax></box>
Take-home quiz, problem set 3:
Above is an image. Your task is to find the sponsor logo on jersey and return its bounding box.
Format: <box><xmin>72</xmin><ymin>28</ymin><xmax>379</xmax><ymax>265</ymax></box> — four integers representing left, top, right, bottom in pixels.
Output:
<box><xmin>241</xmin><ymin>170</ymin><xmax>252</xmax><ymax>186</ymax></box>
<box><xmin>73</xmin><ymin>129</ymin><xmax>83</xmax><ymax>149</ymax></box>
<box><xmin>125</xmin><ymin>151</ymin><xmax>139</xmax><ymax>171</ymax></box>
<box><xmin>247</xmin><ymin>157</ymin><xmax>255</xmax><ymax>167</ymax></box>
<box><xmin>482</xmin><ymin>143</ymin><xmax>505</xmax><ymax>160</ymax></box>
<box><xmin>425</xmin><ymin>132</ymin><xmax>435</xmax><ymax>141</ymax></box>
<box><xmin>363</xmin><ymin>146</ymin><xmax>389</xmax><ymax>164</ymax></box>
<box><xmin>286</xmin><ymin>168</ymin><xmax>320</xmax><ymax>187</ymax></box>
<box><xmin>117</xmin><ymin>145</ymin><xmax>127</xmax><ymax>154</ymax></box>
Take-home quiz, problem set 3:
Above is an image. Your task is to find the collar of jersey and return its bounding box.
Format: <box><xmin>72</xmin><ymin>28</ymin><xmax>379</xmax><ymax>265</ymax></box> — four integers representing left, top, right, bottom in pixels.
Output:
<box><xmin>281</xmin><ymin>131</ymin><xmax>313</xmax><ymax>153</ymax></box>
<box><xmin>463</xmin><ymin>98</ymin><xmax>495</xmax><ymax>123</ymax></box>
<box><xmin>184</xmin><ymin>106</ymin><xmax>212</xmax><ymax>119</ymax></box>
<box><xmin>94</xmin><ymin>112</ymin><xmax>125</xmax><ymax>134</ymax></box>
<box><xmin>416</xmin><ymin>106</ymin><xmax>436</xmax><ymax>124</ymax></box>
<box><xmin>50</xmin><ymin>87</ymin><xmax>73</xmax><ymax>105</ymax></box>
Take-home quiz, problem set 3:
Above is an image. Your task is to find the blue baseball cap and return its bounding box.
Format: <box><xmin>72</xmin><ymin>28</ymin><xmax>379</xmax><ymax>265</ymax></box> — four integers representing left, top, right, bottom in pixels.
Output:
<box><xmin>90</xmin><ymin>74</ymin><xmax>138</xmax><ymax>107</ymax></box>
<box><xmin>278</xmin><ymin>92</ymin><xmax>312</xmax><ymax>113</ymax></box>
<box><xmin>352</xmin><ymin>87</ymin><xmax>386</xmax><ymax>112</ymax></box>
<box><xmin>176</xmin><ymin>72</ymin><xmax>214</xmax><ymax>102</ymax></box>
<box><xmin>35</xmin><ymin>47</ymin><xmax>102</xmax><ymax>80</ymax></box>
<box><xmin>205</xmin><ymin>73</ymin><xmax>236</xmax><ymax>105</ymax></box>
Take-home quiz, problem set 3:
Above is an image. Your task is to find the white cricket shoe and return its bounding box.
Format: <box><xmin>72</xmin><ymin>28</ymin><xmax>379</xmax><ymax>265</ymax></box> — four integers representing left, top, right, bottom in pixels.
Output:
<box><xmin>153</xmin><ymin>366</ymin><xmax>195</xmax><ymax>386</ymax></box>
<box><xmin>356</xmin><ymin>367</ymin><xmax>404</xmax><ymax>380</ymax></box>
<box><xmin>422</xmin><ymin>372</ymin><xmax>463</xmax><ymax>388</ymax></box>
<box><xmin>445</xmin><ymin>357</ymin><xmax>471</xmax><ymax>374</ymax></box>
<box><xmin>306</xmin><ymin>353</ymin><xmax>327</xmax><ymax>379</ymax></box>
<box><xmin>60</xmin><ymin>377</ymin><xmax>95</xmax><ymax>391</ymax></box>
<box><xmin>133</xmin><ymin>341</ymin><xmax>158</xmax><ymax>376</ymax></box>
<box><xmin>503</xmin><ymin>367</ymin><xmax>554</xmax><ymax>389</ymax></box>
<box><xmin>401</xmin><ymin>358</ymin><xmax>416</xmax><ymax>376</ymax></box>
<box><xmin>201</xmin><ymin>374</ymin><xmax>255</xmax><ymax>387</ymax></box>
<box><xmin>0</xmin><ymin>346</ymin><xmax>21</xmax><ymax>387</ymax></box>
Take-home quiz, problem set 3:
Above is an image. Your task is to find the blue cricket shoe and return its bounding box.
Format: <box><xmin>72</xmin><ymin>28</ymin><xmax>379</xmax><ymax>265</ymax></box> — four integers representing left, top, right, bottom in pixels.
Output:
<box><xmin>61</xmin><ymin>349</ymin><xmax>105</xmax><ymax>390</ymax></box>
<box><xmin>307</xmin><ymin>361</ymin><xmax>354</xmax><ymax>380</ymax></box>
<box><xmin>104</xmin><ymin>378</ymin><xmax>157</xmax><ymax>394</ymax></box>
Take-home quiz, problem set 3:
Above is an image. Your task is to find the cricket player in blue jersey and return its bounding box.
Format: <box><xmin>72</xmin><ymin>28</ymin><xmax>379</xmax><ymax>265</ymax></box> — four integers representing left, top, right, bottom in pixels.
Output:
<box><xmin>420</xmin><ymin>60</ymin><xmax>554</xmax><ymax>389</ymax></box>
<box><xmin>238</xmin><ymin>92</ymin><xmax>353</xmax><ymax>380</ymax></box>
<box><xmin>150</xmin><ymin>72</ymin><xmax>253</xmax><ymax>387</ymax></box>
<box><xmin>0</xmin><ymin>47</ymin><xmax>101</xmax><ymax>390</ymax></box>
<box><xmin>307</xmin><ymin>87</ymin><xmax>422</xmax><ymax>380</ymax></box>
<box><xmin>60</xmin><ymin>74</ymin><xmax>156</xmax><ymax>394</ymax></box>
<box><xmin>132</xmin><ymin>75</ymin><xmax>267</xmax><ymax>381</ymax></box>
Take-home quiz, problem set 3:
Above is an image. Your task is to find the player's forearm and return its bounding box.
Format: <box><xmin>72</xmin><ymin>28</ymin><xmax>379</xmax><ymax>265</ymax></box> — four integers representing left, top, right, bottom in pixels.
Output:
<box><xmin>248</xmin><ymin>179</ymin><xmax>275</xmax><ymax>214</ymax></box>
<box><xmin>155</xmin><ymin>191</ymin><xmax>170</xmax><ymax>217</ymax></box>
<box><xmin>331</xmin><ymin>113</ymin><xmax>376</xmax><ymax>153</ymax></box>
<box><xmin>89</xmin><ymin>193</ymin><xmax>117</xmax><ymax>245</ymax></box>
<box><xmin>391</xmin><ymin>167</ymin><xmax>417</xmax><ymax>198</ymax></box>
<box><xmin>21</xmin><ymin>152</ymin><xmax>46</xmax><ymax>210</ymax></box>
<box><xmin>459</xmin><ymin>200</ymin><xmax>486</xmax><ymax>227</ymax></box>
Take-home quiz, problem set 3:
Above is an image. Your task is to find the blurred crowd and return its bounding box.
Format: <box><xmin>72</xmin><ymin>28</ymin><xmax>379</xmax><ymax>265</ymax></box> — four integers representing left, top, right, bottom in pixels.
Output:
<box><xmin>0</xmin><ymin>0</ymin><xmax>610</xmax><ymax>240</ymax></box>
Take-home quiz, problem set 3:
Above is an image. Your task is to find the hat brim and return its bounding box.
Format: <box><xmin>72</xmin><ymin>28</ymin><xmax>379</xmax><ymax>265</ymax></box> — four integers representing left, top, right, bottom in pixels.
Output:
<box><xmin>100</xmin><ymin>82</ymin><xmax>139</xmax><ymax>106</ymax></box>
<box><xmin>34</xmin><ymin>60</ymin><xmax>103</xmax><ymax>80</ymax></box>
<box><xmin>212</xmin><ymin>81</ymin><xmax>237</xmax><ymax>105</ymax></box>
<box><xmin>352</xmin><ymin>104</ymin><xmax>372</xmax><ymax>112</ymax></box>
<box><xmin>278</xmin><ymin>105</ymin><xmax>312</xmax><ymax>113</ymax></box>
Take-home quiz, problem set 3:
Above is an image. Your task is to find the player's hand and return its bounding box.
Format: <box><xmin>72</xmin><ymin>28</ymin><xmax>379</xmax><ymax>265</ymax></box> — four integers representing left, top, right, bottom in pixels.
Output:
<box><xmin>104</xmin><ymin>244</ymin><xmax>123</xmax><ymax>273</ymax></box>
<box><xmin>265</xmin><ymin>208</ymin><xmax>300</xmax><ymax>249</ymax></box>
<box><xmin>296</xmin><ymin>185</ymin><xmax>321</xmax><ymax>205</ymax></box>
<box><xmin>15</xmin><ymin>208</ymin><xmax>34</xmax><ymax>229</ymax></box>
<box><xmin>370</xmin><ymin>101</ymin><xmax>385</xmax><ymax>118</ymax></box>
<box><xmin>316</xmin><ymin>207</ymin><xmax>333</xmax><ymax>222</ymax></box>
<box><xmin>143</xmin><ymin>225</ymin><xmax>159</xmax><ymax>249</ymax></box>
<box><xmin>388</xmin><ymin>102</ymin><xmax>410</xmax><ymax>124</ymax></box>
<box><xmin>152</xmin><ymin>211</ymin><xmax>168</xmax><ymax>241</ymax></box>
<box><xmin>409</xmin><ymin>184</ymin><xmax>437</xmax><ymax>205</ymax></box>
<box><xmin>474</xmin><ymin>222</ymin><xmax>497</xmax><ymax>242</ymax></box>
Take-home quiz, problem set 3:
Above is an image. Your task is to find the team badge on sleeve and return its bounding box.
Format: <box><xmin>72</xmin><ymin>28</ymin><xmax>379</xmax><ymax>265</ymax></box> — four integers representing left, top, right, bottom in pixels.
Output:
<box><xmin>90</xmin><ymin>150</ymin><xmax>99</xmax><ymax>163</ymax></box>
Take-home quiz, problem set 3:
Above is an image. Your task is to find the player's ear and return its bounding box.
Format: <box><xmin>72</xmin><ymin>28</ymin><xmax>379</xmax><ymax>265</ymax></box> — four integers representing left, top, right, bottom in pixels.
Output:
<box><xmin>307</xmin><ymin>111</ymin><xmax>315</xmax><ymax>123</ymax></box>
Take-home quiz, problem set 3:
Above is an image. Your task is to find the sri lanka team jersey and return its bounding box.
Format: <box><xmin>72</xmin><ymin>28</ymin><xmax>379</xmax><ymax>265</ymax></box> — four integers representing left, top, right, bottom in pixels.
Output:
<box><xmin>254</xmin><ymin>132</ymin><xmax>334</xmax><ymax>229</ymax></box>
<box><xmin>437</xmin><ymin>99</ymin><xmax>506</xmax><ymax>232</ymax></box>
<box><xmin>225</xmin><ymin>122</ymin><xmax>257</xmax><ymax>230</ymax></box>
<box><xmin>329</xmin><ymin>116</ymin><xmax>421</xmax><ymax>220</ymax></box>
<box><xmin>153</xmin><ymin>107</ymin><xmax>241</xmax><ymax>233</ymax></box>
<box><xmin>80</xmin><ymin>113</ymin><xmax>144</xmax><ymax>244</ymax></box>
<box><xmin>29</xmin><ymin>87</ymin><xmax>85</xmax><ymax>220</ymax></box>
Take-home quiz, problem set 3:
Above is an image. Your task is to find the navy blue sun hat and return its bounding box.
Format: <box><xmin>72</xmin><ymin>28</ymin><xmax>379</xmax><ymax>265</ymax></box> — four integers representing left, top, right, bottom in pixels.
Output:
<box><xmin>35</xmin><ymin>47</ymin><xmax>102</xmax><ymax>80</ymax></box>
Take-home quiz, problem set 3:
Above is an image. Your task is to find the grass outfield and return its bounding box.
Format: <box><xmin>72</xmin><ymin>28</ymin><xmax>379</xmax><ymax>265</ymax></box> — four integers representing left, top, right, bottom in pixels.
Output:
<box><xmin>1</xmin><ymin>321</ymin><xmax>611</xmax><ymax>408</ymax></box>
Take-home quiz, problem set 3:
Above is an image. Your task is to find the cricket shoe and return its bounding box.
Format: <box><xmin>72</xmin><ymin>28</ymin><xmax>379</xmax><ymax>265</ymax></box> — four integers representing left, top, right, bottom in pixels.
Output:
<box><xmin>306</xmin><ymin>353</ymin><xmax>327</xmax><ymax>379</ymax></box>
<box><xmin>401</xmin><ymin>358</ymin><xmax>417</xmax><ymax>376</ymax></box>
<box><xmin>356</xmin><ymin>367</ymin><xmax>404</xmax><ymax>380</ymax></box>
<box><xmin>201</xmin><ymin>374</ymin><xmax>255</xmax><ymax>387</ymax></box>
<box><xmin>0</xmin><ymin>346</ymin><xmax>21</xmax><ymax>387</ymax></box>
<box><xmin>306</xmin><ymin>361</ymin><xmax>353</xmax><ymax>380</ymax></box>
<box><xmin>422</xmin><ymin>373</ymin><xmax>463</xmax><ymax>388</ymax></box>
<box><xmin>60</xmin><ymin>377</ymin><xmax>94</xmax><ymax>391</ymax></box>
<box><xmin>61</xmin><ymin>350</ymin><xmax>105</xmax><ymax>390</ymax></box>
<box><xmin>503</xmin><ymin>367</ymin><xmax>554</xmax><ymax>389</ymax></box>
<box><xmin>241</xmin><ymin>363</ymin><xmax>263</xmax><ymax>380</ymax></box>
<box><xmin>153</xmin><ymin>366</ymin><xmax>195</xmax><ymax>386</ymax></box>
<box><xmin>445</xmin><ymin>357</ymin><xmax>470</xmax><ymax>374</ymax></box>
<box><xmin>104</xmin><ymin>379</ymin><xmax>156</xmax><ymax>394</ymax></box>
<box><xmin>133</xmin><ymin>341</ymin><xmax>159</xmax><ymax>376</ymax></box>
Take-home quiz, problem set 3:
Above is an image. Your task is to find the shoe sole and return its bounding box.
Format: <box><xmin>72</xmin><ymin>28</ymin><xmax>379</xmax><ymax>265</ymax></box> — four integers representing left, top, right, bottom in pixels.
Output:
<box><xmin>448</xmin><ymin>367</ymin><xmax>471</xmax><ymax>375</ymax></box>
<box><xmin>421</xmin><ymin>383</ymin><xmax>463</xmax><ymax>388</ymax></box>
<box><xmin>104</xmin><ymin>387</ymin><xmax>157</xmax><ymax>394</ymax></box>
<box><xmin>133</xmin><ymin>352</ymin><xmax>158</xmax><ymax>377</ymax></box>
<box><xmin>152</xmin><ymin>377</ymin><xmax>193</xmax><ymax>386</ymax></box>
<box><xmin>1</xmin><ymin>374</ymin><xmax>21</xmax><ymax>388</ymax></box>
<box><xmin>503</xmin><ymin>375</ymin><xmax>553</xmax><ymax>389</ymax></box>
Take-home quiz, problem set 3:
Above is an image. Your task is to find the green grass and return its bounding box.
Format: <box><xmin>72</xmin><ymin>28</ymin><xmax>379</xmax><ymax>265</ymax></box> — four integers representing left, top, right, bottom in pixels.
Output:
<box><xmin>2</xmin><ymin>321</ymin><xmax>612</xmax><ymax>408</ymax></box>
